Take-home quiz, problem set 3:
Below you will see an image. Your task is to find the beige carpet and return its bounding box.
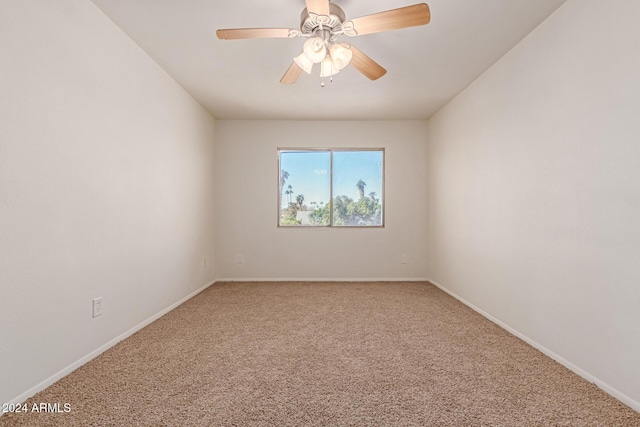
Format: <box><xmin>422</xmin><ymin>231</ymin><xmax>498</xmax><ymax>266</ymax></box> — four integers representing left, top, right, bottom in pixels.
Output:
<box><xmin>2</xmin><ymin>281</ymin><xmax>639</xmax><ymax>426</ymax></box>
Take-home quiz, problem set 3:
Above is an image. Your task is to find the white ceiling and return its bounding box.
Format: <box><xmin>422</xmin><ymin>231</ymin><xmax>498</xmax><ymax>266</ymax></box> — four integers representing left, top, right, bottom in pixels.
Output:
<box><xmin>90</xmin><ymin>0</ymin><xmax>567</xmax><ymax>120</ymax></box>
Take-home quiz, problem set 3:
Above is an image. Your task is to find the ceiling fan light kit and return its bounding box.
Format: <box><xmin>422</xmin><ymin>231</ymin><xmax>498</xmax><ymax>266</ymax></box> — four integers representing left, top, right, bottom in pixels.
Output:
<box><xmin>216</xmin><ymin>1</ymin><xmax>431</xmax><ymax>86</ymax></box>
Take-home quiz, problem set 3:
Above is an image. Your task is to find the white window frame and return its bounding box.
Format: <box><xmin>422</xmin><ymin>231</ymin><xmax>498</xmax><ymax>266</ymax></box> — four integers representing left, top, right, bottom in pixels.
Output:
<box><xmin>277</xmin><ymin>148</ymin><xmax>385</xmax><ymax>228</ymax></box>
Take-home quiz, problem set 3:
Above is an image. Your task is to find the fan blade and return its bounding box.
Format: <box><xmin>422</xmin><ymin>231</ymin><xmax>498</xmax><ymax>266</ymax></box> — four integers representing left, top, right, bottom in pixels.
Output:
<box><xmin>280</xmin><ymin>62</ymin><xmax>303</xmax><ymax>84</ymax></box>
<box><xmin>347</xmin><ymin>45</ymin><xmax>387</xmax><ymax>80</ymax></box>
<box><xmin>216</xmin><ymin>28</ymin><xmax>294</xmax><ymax>40</ymax></box>
<box><xmin>305</xmin><ymin>0</ymin><xmax>330</xmax><ymax>17</ymax></box>
<box><xmin>348</xmin><ymin>3</ymin><xmax>430</xmax><ymax>36</ymax></box>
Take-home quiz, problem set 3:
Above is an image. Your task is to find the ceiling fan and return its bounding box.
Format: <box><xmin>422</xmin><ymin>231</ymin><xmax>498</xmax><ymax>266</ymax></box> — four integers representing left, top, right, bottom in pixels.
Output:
<box><xmin>216</xmin><ymin>0</ymin><xmax>431</xmax><ymax>85</ymax></box>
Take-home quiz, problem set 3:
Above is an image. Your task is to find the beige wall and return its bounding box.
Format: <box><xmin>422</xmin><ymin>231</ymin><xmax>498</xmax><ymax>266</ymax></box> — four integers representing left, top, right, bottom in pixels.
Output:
<box><xmin>214</xmin><ymin>120</ymin><xmax>429</xmax><ymax>281</ymax></box>
<box><xmin>426</xmin><ymin>0</ymin><xmax>640</xmax><ymax>410</ymax></box>
<box><xmin>0</xmin><ymin>0</ymin><xmax>216</xmax><ymax>404</ymax></box>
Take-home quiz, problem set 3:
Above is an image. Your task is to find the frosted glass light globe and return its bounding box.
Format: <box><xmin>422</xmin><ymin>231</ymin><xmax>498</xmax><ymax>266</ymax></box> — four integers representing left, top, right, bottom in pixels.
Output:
<box><xmin>303</xmin><ymin>37</ymin><xmax>327</xmax><ymax>63</ymax></box>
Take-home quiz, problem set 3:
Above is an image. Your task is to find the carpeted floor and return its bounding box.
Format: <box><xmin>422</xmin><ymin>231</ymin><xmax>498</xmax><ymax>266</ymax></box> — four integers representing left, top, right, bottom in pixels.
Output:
<box><xmin>2</xmin><ymin>281</ymin><xmax>639</xmax><ymax>426</ymax></box>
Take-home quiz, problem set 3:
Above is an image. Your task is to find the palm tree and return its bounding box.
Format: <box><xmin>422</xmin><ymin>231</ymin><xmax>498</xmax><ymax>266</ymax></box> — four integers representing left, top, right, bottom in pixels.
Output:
<box><xmin>286</xmin><ymin>185</ymin><xmax>293</xmax><ymax>204</ymax></box>
<box><xmin>296</xmin><ymin>194</ymin><xmax>305</xmax><ymax>210</ymax></box>
<box><xmin>279</xmin><ymin>169</ymin><xmax>290</xmax><ymax>202</ymax></box>
<box><xmin>356</xmin><ymin>179</ymin><xmax>366</xmax><ymax>199</ymax></box>
<box><xmin>369</xmin><ymin>191</ymin><xmax>377</xmax><ymax>203</ymax></box>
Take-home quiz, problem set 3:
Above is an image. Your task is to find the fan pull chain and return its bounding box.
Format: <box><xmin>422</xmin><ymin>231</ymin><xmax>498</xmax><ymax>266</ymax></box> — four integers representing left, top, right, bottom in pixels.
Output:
<box><xmin>330</xmin><ymin>59</ymin><xmax>334</xmax><ymax>83</ymax></box>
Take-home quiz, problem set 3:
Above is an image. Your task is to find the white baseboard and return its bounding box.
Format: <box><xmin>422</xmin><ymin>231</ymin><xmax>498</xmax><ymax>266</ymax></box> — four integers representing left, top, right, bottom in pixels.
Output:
<box><xmin>426</xmin><ymin>277</ymin><xmax>640</xmax><ymax>413</ymax></box>
<box><xmin>214</xmin><ymin>277</ymin><xmax>431</xmax><ymax>282</ymax></box>
<box><xmin>5</xmin><ymin>280</ymin><xmax>216</xmax><ymax>407</ymax></box>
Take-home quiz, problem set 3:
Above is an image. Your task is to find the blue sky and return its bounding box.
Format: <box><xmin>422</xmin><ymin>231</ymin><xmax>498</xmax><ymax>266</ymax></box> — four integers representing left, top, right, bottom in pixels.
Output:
<box><xmin>279</xmin><ymin>150</ymin><xmax>383</xmax><ymax>208</ymax></box>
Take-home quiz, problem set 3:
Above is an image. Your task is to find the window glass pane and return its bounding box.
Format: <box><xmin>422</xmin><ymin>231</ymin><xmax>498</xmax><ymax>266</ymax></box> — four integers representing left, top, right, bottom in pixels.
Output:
<box><xmin>332</xmin><ymin>150</ymin><xmax>384</xmax><ymax>226</ymax></box>
<box><xmin>279</xmin><ymin>150</ymin><xmax>331</xmax><ymax>226</ymax></box>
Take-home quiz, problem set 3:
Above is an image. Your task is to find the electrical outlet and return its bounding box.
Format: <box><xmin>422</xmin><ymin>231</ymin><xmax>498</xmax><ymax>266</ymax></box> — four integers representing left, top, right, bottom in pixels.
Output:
<box><xmin>236</xmin><ymin>254</ymin><xmax>244</xmax><ymax>264</ymax></box>
<box><xmin>92</xmin><ymin>297</ymin><xmax>103</xmax><ymax>318</ymax></box>
<box><xmin>401</xmin><ymin>254</ymin><xmax>408</xmax><ymax>264</ymax></box>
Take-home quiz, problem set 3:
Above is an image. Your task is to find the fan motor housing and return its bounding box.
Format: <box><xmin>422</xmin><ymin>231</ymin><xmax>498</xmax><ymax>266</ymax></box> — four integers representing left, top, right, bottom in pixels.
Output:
<box><xmin>300</xmin><ymin>3</ymin><xmax>346</xmax><ymax>35</ymax></box>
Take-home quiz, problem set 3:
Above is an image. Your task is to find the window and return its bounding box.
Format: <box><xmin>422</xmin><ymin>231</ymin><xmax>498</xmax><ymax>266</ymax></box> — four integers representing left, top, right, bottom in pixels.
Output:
<box><xmin>278</xmin><ymin>148</ymin><xmax>384</xmax><ymax>227</ymax></box>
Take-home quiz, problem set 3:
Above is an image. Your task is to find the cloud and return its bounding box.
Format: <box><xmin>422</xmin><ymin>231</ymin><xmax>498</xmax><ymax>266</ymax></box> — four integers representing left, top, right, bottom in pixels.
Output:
<box><xmin>313</xmin><ymin>169</ymin><xmax>327</xmax><ymax>175</ymax></box>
